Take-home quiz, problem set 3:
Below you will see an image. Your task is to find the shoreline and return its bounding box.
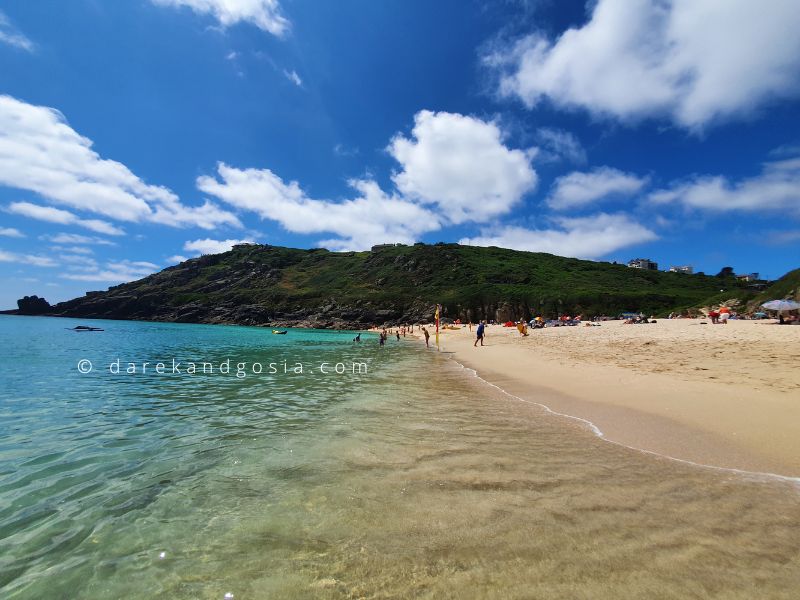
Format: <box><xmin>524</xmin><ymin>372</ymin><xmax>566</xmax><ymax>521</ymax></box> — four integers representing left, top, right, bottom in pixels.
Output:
<box><xmin>410</xmin><ymin>320</ymin><xmax>800</xmax><ymax>479</ymax></box>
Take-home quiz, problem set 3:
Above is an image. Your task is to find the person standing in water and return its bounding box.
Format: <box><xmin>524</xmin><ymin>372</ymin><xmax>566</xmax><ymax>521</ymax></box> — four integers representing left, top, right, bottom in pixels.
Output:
<box><xmin>474</xmin><ymin>320</ymin><xmax>485</xmax><ymax>347</ymax></box>
<box><xmin>422</xmin><ymin>326</ymin><xmax>430</xmax><ymax>348</ymax></box>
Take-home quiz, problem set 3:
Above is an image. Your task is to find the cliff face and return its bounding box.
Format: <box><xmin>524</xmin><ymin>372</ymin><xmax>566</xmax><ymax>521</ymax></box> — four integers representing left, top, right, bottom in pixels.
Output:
<box><xmin>18</xmin><ymin>243</ymin><xmax>763</xmax><ymax>327</ymax></box>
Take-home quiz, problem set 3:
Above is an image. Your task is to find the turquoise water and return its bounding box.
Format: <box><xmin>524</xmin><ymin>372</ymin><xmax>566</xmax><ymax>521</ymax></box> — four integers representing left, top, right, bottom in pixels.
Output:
<box><xmin>2</xmin><ymin>315</ymin><xmax>800</xmax><ymax>599</ymax></box>
<box><xmin>0</xmin><ymin>316</ymin><xmax>388</xmax><ymax>597</ymax></box>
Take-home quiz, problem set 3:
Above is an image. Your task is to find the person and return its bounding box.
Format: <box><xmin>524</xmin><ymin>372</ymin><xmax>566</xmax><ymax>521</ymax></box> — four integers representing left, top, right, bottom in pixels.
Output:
<box><xmin>474</xmin><ymin>320</ymin><xmax>485</xmax><ymax>347</ymax></box>
<box><xmin>708</xmin><ymin>309</ymin><xmax>719</xmax><ymax>324</ymax></box>
<box><xmin>422</xmin><ymin>326</ymin><xmax>430</xmax><ymax>347</ymax></box>
<box><xmin>396</xmin><ymin>331</ymin><xmax>400</xmax><ymax>341</ymax></box>
<box><xmin>353</xmin><ymin>333</ymin><xmax>361</xmax><ymax>342</ymax></box>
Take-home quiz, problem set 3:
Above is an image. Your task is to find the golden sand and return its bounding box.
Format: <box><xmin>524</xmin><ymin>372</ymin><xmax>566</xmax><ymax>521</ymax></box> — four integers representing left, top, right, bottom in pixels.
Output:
<box><xmin>422</xmin><ymin>319</ymin><xmax>800</xmax><ymax>477</ymax></box>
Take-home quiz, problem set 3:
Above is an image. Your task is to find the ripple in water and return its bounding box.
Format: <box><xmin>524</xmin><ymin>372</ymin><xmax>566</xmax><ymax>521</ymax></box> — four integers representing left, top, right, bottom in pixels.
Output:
<box><xmin>1</xmin><ymin>316</ymin><xmax>799</xmax><ymax>599</ymax></box>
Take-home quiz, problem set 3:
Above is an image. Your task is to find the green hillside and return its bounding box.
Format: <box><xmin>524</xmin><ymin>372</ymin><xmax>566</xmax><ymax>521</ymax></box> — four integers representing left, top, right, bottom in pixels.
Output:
<box><xmin>14</xmin><ymin>243</ymin><xmax>777</xmax><ymax>327</ymax></box>
<box><xmin>749</xmin><ymin>268</ymin><xmax>800</xmax><ymax>307</ymax></box>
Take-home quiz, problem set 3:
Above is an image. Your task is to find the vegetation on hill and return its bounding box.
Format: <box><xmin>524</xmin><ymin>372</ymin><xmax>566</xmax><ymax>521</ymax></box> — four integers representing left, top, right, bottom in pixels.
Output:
<box><xmin>750</xmin><ymin>268</ymin><xmax>800</xmax><ymax>306</ymax></box>
<box><xmin>14</xmin><ymin>243</ymin><xmax>782</xmax><ymax>327</ymax></box>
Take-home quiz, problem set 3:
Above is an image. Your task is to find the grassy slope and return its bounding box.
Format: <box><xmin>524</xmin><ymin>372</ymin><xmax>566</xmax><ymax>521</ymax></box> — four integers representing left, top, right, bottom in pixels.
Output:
<box><xmin>53</xmin><ymin>243</ymin><xmax>766</xmax><ymax>321</ymax></box>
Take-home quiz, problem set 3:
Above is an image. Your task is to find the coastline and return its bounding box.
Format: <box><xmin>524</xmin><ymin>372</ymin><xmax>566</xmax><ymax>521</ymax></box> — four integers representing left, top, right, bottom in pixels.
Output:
<box><xmin>413</xmin><ymin>320</ymin><xmax>800</xmax><ymax>478</ymax></box>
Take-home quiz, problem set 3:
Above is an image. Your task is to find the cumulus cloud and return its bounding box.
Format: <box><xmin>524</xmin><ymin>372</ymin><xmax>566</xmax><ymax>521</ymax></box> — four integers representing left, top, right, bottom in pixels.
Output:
<box><xmin>40</xmin><ymin>233</ymin><xmax>115</xmax><ymax>246</ymax></box>
<box><xmin>388</xmin><ymin>110</ymin><xmax>537</xmax><ymax>223</ymax></box>
<box><xmin>547</xmin><ymin>167</ymin><xmax>648</xmax><ymax>210</ymax></box>
<box><xmin>534</xmin><ymin>128</ymin><xmax>587</xmax><ymax>164</ymax></box>
<box><xmin>0</xmin><ymin>249</ymin><xmax>57</xmax><ymax>267</ymax></box>
<box><xmin>7</xmin><ymin>201</ymin><xmax>125</xmax><ymax>235</ymax></box>
<box><xmin>492</xmin><ymin>0</ymin><xmax>800</xmax><ymax>128</ymax></box>
<box><xmin>197</xmin><ymin>164</ymin><xmax>441</xmax><ymax>251</ymax></box>
<box><xmin>0</xmin><ymin>95</ymin><xmax>241</xmax><ymax>230</ymax></box>
<box><xmin>183</xmin><ymin>237</ymin><xmax>255</xmax><ymax>255</ymax></box>
<box><xmin>50</xmin><ymin>245</ymin><xmax>94</xmax><ymax>255</ymax></box>
<box><xmin>283</xmin><ymin>69</ymin><xmax>302</xmax><ymax>87</ymax></box>
<box><xmin>460</xmin><ymin>213</ymin><xmax>657</xmax><ymax>259</ymax></box>
<box><xmin>167</xmin><ymin>254</ymin><xmax>189</xmax><ymax>263</ymax></box>
<box><xmin>151</xmin><ymin>0</ymin><xmax>289</xmax><ymax>36</ymax></box>
<box><xmin>0</xmin><ymin>10</ymin><xmax>34</xmax><ymax>52</ymax></box>
<box><xmin>0</xmin><ymin>227</ymin><xmax>24</xmax><ymax>238</ymax></box>
<box><xmin>61</xmin><ymin>259</ymin><xmax>160</xmax><ymax>282</ymax></box>
<box><xmin>649</xmin><ymin>157</ymin><xmax>800</xmax><ymax>215</ymax></box>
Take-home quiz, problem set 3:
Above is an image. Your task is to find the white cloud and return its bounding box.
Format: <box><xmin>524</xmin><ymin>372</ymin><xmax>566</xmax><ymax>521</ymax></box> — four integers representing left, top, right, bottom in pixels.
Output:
<box><xmin>0</xmin><ymin>227</ymin><xmax>24</xmax><ymax>238</ymax></box>
<box><xmin>0</xmin><ymin>95</ymin><xmax>241</xmax><ymax>230</ymax></box>
<box><xmin>60</xmin><ymin>254</ymin><xmax>99</xmax><ymax>269</ymax></box>
<box><xmin>333</xmin><ymin>143</ymin><xmax>358</xmax><ymax>157</ymax></box>
<box><xmin>547</xmin><ymin>167</ymin><xmax>648</xmax><ymax>210</ymax></box>
<box><xmin>492</xmin><ymin>0</ymin><xmax>800</xmax><ymax>128</ymax></box>
<box><xmin>167</xmin><ymin>254</ymin><xmax>189</xmax><ymax>263</ymax></box>
<box><xmin>534</xmin><ymin>128</ymin><xmax>587</xmax><ymax>165</ymax></box>
<box><xmin>41</xmin><ymin>233</ymin><xmax>115</xmax><ymax>246</ymax></box>
<box><xmin>183</xmin><ymin>237</ymin><xmax>254</xmax><ymax>255</ymax></box>
<box><xmin>460</xmin><ymin>213</ymin><xmax>657</xmax><ymax>259</ymax></box>
<box><xmin>649</xmin><ymin>157</ymin><xmax>800</xmax><ymax>215</ymax></box>
<box><xmin>0</xmin><ymin>10</ymin><xmax>34</xmax><ymax>52</ymax></box>
<box><xmin>197</xmin><ymin>164</ymin><xmax>441</xmax><ymax>250</ymax></box>
<box><xmin>151</xmin><ymin>0</ymin><xmax>289</xmax><ymax>36</ymax></box>
<box><xmin>283</xmin><ymin>69</ymin><xmax>302</xmax><ymax>87</ymax></box>
<box><xmin>52</xmin><ymin>245</ymin><xmax>93</xmax><ymax>255</ymax></box>
<box><xmin>7</xmin><ymin>201</ymin><xmax>125</xmax><ymax>235</ymax></box>
<box><xmin>0</xmin><ymin>249</ymin><xmax>57</xmax><ymax>267</ymax></box>
<box><xmin>388</xmin><ymin>110</ymin><xmax>536</xmax><ymax>223</ymax></box>
<box><xmin>61</xmin><ymin>259</ymin><xmax>159</xmax><ymax>282</ymax></box>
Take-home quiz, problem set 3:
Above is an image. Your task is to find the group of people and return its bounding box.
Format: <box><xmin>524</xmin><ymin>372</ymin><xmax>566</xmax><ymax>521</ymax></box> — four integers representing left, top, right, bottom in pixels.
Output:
<box><xmin>707</xmin><ymin>306</ymin><xmax>732</xmax><ymax>324</ymax></box>
<box><xmin>367</xmin><ymin>324</ymin><xmax>418</xmax><ymax>347</ymax></box>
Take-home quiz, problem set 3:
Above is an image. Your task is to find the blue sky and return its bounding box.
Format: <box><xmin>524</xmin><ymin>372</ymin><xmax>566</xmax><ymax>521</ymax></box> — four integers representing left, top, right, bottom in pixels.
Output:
<box><xmin>1</xmin><ymin>0</ymin><xmax>799</xmax><ymax>309</ymax></box>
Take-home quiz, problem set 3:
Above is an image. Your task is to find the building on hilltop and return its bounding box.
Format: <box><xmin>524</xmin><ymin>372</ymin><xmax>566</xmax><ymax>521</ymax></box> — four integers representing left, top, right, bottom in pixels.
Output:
<box><xmin>371</xmin><ymin>243</ymin><xmax>408</xmax><ymax>251</ymax></box>
<box><xmin>627</xmin><ymin>258</ymin><xmax>658</xmax><ymax>271</ymax></box>
<box><xmin>669</xmin><ymin>265</ymin><xmax>693</xmax><ymax>274</ymax></box>
<box><xmin>736</xmin><ymin>272</ymin><xmax>760</xmax><ymax>282</ymax></box>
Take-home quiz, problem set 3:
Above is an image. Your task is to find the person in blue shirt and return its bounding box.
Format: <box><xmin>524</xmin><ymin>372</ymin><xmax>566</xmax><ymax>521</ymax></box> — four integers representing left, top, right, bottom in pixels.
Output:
<box><xmin>474</xmin><ymin>320</ymin><xmax>485</xmax><ymax>347</ymax></box>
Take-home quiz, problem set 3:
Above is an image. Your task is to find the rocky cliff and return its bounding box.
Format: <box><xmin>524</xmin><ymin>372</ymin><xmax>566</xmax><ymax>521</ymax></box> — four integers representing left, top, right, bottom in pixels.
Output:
<box><xmin>7</xmin><ymin>243</ymin><xmax>766</xmax><ymax>328</ymax></box>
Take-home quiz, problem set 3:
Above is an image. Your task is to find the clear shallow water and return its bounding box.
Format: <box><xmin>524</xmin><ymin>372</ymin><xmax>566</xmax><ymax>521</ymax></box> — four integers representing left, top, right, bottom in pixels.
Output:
<box><xmin>1</xmin><ymin>315</ymin><xmax>799</xmax><ymax>599</ymax></box>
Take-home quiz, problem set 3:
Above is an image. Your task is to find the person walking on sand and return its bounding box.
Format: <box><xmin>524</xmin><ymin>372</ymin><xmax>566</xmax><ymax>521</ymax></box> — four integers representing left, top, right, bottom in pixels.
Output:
<box><xmin>474</xmin><ymin>320</ymin><xmax>485</xmax><ymax>347</ymax></box>
<box><xmin>422</xmin><ymin>326</ymin><xmax>430</xmax><ymax>347</ymax></box>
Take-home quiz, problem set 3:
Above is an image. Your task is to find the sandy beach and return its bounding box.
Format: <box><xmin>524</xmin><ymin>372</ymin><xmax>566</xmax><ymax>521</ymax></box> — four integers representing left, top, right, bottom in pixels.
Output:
<box><xmin>417</xmin><ymin>319</ymin><xmax>800</xmax><ymax>477</ymax></box>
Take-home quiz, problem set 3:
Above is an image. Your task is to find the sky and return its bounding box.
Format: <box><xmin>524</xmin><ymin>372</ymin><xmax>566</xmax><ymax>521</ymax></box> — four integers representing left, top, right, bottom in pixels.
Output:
<box><xmin>1</xmin><ymin>0</ymin><xmax>799</xmax><ymax>309</ymax></box>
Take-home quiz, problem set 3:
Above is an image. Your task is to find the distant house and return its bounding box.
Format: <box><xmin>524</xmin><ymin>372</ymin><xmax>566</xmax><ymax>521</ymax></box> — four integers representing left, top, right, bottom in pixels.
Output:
<box><xmin>371</xmin><ymin>243</ymin><xmax>407</xmax><ymax>251</ymax></box>
<box><xmin>736</xmin><ymin>272</ymin><xmax>760</xmax><ymax>282</ymax></box>
<box><xmin>669</xmin><ymin>265</ymin><xmax>693</xmax><ymax>274</ymax></box>
<box><xmin>627</xmin><ymin>258</ymin><xmax>658</xmax><ymax>271</ymax></box>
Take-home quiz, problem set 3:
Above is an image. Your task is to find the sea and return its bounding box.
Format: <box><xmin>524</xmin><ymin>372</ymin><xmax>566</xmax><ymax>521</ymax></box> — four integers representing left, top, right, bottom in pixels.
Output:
<box><xmin>1</xmin><ymin>315</ymin><xmax>799</xmax><ymax>599</ymax></box>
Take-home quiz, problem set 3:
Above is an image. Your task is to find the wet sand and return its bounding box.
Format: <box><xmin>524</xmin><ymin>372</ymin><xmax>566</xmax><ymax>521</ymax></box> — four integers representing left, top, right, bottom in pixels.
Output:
<box><xmin>422</xmin><ymin>319</ymin><xmax>800</xmax><ymax>477</ymax></box>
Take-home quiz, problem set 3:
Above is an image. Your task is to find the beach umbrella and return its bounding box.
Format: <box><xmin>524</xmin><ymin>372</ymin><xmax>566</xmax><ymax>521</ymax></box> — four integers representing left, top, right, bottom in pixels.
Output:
<box><xmin>761</xmin><ymin>299</ymin><xmax>800</xmax><ymax>312</ymax></box>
